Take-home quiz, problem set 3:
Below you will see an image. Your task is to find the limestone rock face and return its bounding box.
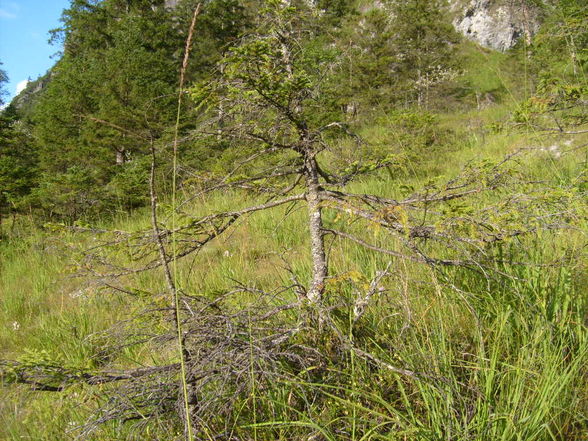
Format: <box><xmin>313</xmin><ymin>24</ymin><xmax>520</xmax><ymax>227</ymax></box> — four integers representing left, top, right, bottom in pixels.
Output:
<box><xmin>11</xmin><ymin>72</ymin><xmax>52</xmax><ymax>111</ymax></box>
<box><xmin>451</xmin><ymin>0</ymin><xmax>542</xmax><ymax>51</ymax></box>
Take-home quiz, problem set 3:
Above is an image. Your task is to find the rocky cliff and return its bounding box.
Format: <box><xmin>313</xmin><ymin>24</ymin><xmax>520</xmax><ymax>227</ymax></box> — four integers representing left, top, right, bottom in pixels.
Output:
<box><xmin>361</xmin><ymin>0</ymin><xmax>544</xmax><ymax>52</ymax></box>
<box><xmin>451</xmin><ymin>0</ymin><xmax>543</xmax><ymax>51</ymax></box>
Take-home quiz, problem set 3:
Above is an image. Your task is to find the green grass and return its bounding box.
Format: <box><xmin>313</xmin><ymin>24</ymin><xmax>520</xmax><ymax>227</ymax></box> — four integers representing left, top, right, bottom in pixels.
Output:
<box><xmin>1</xmin><ymin>104</ymin><xmax>587</xmax><ymax>440</ymax></box>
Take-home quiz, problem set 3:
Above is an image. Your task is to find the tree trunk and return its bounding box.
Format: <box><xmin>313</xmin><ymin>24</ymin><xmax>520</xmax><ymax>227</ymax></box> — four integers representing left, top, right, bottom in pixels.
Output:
<box><xmin>304</xmin><ymin>154</ymin><xmax>327</xmax><ymax>304</ymax></box>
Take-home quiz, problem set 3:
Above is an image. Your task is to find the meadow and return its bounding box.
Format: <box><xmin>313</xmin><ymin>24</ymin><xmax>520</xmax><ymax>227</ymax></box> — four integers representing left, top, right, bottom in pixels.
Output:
<box><xmin>2</xmin><ymin>91</ymin><xmax>587</xmax><ymax>440</ymax></box>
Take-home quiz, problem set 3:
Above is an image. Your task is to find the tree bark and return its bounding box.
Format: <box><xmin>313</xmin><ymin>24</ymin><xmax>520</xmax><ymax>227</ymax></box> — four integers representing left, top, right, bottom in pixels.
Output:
<box><xmin>304</xmin><ymin>154</ymin><xmax>327</xmax><ymax>304</ymax></box>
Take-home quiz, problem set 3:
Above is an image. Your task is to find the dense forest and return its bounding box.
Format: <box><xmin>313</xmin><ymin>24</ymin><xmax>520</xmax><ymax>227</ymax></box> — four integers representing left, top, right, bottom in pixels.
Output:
<box><xmin>1</xmin><ymin>0</ymin><xmax>587</xmax><ymax>440</ymax></box>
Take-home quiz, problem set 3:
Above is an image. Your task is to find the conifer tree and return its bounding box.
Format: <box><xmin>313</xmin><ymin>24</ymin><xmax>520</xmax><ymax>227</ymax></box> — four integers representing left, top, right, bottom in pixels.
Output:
<box><xmin>388</xmin><ymin>0</ymin><xmax>461</xmax><ymax>108</ymax></box>
<box><xmin>333</xmin><ymin>0</ymin><xmax>460</xmax><ymax>112</ymax></box>
<box><xmin>28</xmin><ymin>0</ymin><xmax>251</xmax><ymax>219</ymax></box>
<box><xmin>0</xmin><ymin>69</ymin><xmax>37</xmax><ymax>230</ymax></box>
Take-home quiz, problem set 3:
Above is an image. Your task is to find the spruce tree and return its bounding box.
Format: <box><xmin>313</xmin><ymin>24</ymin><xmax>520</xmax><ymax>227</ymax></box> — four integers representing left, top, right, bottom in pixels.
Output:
<box><xmin>0</xmin><ymin>69</ymin><xmax>37</xmax><ymax>230</ymax></box>
<box><xmin>388</xmin><ymin>0</ymin><xmax>461</xmax><ymax>108</ymax></box>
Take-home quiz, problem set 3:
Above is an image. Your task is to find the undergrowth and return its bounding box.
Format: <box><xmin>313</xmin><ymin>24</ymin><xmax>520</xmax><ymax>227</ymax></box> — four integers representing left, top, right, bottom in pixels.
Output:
<box><xmin>1</xmin><ymin>107</ymin><xmax>587</xmax><ymax>440</ymax></box>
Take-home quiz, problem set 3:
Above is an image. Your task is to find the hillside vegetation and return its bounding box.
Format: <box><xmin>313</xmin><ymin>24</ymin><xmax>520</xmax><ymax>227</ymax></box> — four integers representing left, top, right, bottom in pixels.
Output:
<box><xmin>1</xmin><ymin>1</ymin><xmax>587</xmax><ymax>440</ymax></box>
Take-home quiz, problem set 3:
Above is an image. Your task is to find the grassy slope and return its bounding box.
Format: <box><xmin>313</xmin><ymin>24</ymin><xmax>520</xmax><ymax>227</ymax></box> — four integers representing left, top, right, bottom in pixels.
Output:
<box><xmin>1</xmin><ymin>46</ymin><xmax>587</xmax><ymax>440</ymax></box>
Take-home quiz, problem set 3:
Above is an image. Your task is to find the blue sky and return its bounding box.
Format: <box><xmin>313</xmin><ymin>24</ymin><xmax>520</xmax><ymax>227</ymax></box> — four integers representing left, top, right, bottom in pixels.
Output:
<box><xmin>0</xmin><ymin>0</ymin><xmax>71</xmax><ymax>100</ymax></box>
